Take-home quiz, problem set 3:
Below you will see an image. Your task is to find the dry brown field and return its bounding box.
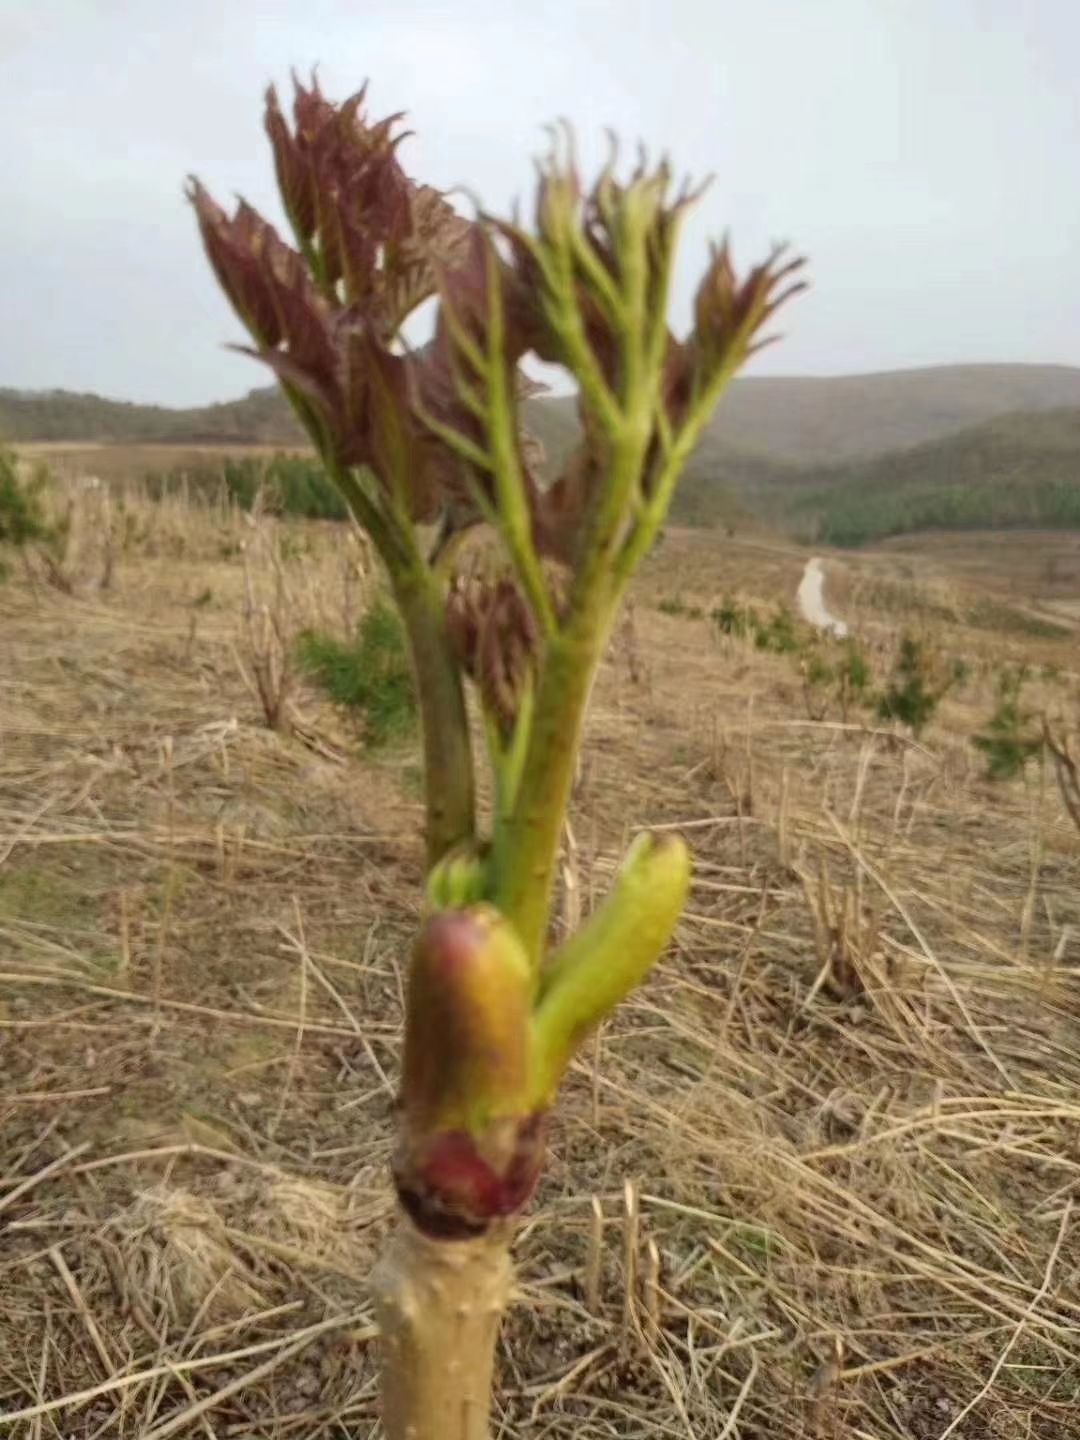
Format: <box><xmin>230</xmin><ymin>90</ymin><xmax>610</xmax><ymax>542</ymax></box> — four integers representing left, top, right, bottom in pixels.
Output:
<box><xmin>2</xmin><ymin>454</ymin><xmax>1079</xmax><ymax>1437</ymax></box>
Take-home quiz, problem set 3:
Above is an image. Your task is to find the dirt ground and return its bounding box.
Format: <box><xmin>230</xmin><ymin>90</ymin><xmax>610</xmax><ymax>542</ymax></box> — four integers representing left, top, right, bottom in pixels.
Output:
<box><xmin>2</xmin><ymin>474</ymin><xmax>1079</xmax><ymax>1437</ymax></box>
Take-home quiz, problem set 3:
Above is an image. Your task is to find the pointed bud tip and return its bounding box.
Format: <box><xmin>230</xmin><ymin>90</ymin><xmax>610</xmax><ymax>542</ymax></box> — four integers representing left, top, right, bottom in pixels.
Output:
<box><xmin>421</xmin><ymin>906</ymin><xmax>494</xmax><ymax>971</ymax></box>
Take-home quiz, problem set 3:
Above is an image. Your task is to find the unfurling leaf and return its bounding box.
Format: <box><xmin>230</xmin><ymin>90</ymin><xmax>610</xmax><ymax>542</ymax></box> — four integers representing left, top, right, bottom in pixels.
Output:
<box><xmin>187</xmin><ymin>184</ymin><xmax>336</xmax><ymax>375</ymax></box>
<box><xmin>530</xmin><ymin>832</ymin><xmax>691</xmax><ymax>1104</ymax></box>
<box><xmin>682</xmin><ymin>241</ymin><xmax>809</xmax><ymax>394</ymax></box>
<box><xmin>426</xmin><ymin>840</ymin><xmax>491</xmax><ymax>910</ymax></box>
<box><xmin>445</xmin><ymin>573</ymin><xmax>542</xmax><ymax>733</ymax></box>
<box><xmin>189</xmin><ymin>75</ymin><xmax>478</xmax><ymax>525</ymax></box>
<box><xmin>264</xmin><ymin>74</ymin><xmax>471</xmax><ymax>332</ymax></box>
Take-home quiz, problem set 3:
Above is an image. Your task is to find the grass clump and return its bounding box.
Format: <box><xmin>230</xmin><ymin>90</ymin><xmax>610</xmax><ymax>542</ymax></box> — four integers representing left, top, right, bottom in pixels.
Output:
<box><xmin>711</xmin><ymin>594</ymin><xmax>758</xmax><ymax>640</ymax></box>
<box><xmin>753</xmin><ymin>602</ymin><xmax>800</xmax><ymax>655</ymax></box>
<box><xmin>0</xmin><ymin>448</ymin><xmax>52</xmax><ymax>550</ymax></box>
<box><xmin>877</xmin><ymin>632</ymin><xmax>964</xmax><ymax>736</ymax></box>
<box><xmin>801</xmin><ymin>637</ymin><xmax>873</xmax><ymax>721</ymax></box>
<box><xmin>143</xmin><ymin>454</ymin><xmax>349</xmax><ymax>520</ymax></box>
<box><xmin>657</xmin><ymin>595</ymin><xmax>703</xmax><ymax>619</ymax></box>
<box><xmin>712</xmin><ymin>596</ymin><xmax>802</xmax><ymax>653</ymax></box>
<box><xmin>834</xmin><ymin>637</ymin><xmax>872</xmax><ymax>718</ymax></box>
<box><xmin>972</xmin><ymin>666</ymin><xmax>1043</xmax><ymax>779</ymax></box>
<box><xmin>0</xmin><ymin>448</ymin><xmax>73</xmax><ymax>589</ymax></box>
<box><xmin>297</xmin><ymin>599</ymin><xmax>416</xmax><ymax>747</ymax></box>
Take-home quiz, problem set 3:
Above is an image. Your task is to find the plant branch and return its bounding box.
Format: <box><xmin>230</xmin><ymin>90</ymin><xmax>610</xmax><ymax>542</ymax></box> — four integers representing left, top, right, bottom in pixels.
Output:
<box><xmin>564</xmin><ymin>181</ymin><xmax>679</xmax><ymax>619</ymax></box>
<box><xmin>615</xmin><ymin>344</ymin><xmax>746</xmax><ymax>587</ymax></box>
<box><xmin>390</xmin><ymin>559</ymin><xmax>477</xmax><ymax>867</ymax></box>
<box><xmin>480</xmin><ymin>241</ymin><xmax>557</xmax><ymax>636</ymax></box>
<box><xmin>527</xmin><ymin>220</ymin><xmax>623</xmax><ymax>439</ymax></box>
<box><xmin>313</xmin><ymin>443</ymin><xmax>476</xmax><ymax>868</ymax></box>
<box><xmin>492</xmin><ymin>615</ymin><xmax>609</xmax><ymax>965</ymax></box>
<box><xmin>486</xmin><ymin>683</ymin><xmax>535</xmax><ymax>850</ymax></box>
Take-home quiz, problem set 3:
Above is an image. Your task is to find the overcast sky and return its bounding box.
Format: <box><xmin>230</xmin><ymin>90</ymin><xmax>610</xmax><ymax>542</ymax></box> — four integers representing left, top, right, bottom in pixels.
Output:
<box><xmin>3</xmin><ymin>0</ymin><xmax>1079</xmax><ymax>406</ymax></box>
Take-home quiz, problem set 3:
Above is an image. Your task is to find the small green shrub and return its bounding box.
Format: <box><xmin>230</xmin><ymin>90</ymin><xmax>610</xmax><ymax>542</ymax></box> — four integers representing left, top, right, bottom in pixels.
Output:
<box><xmin>835</xmin><ymin>638</ymin><xmax>872</xmax><ymax>720</ymax></box>
<box><xmin>711</xmin><ymin>595</ymin><xmax>758</xmax><ymax>640</ymax></box>
<box><xmin>800</xmin><ymin>649</ymin><xmax>834</xmax><ymax>719</ymax></box>
<box><xmin>0</xmin><ymin>448</ymin><xmax>72</xmax><ymax>588</ymax></box>
<box><xmin>258</xmin><ymin>456</ymin><xmax>348</xmax><ymax>520</ymax></box>
<box><xmin>876</xmin><ymin>633</ymin><xmax>961</xmax><ymax>736</ymax></box>
<box><xmin>297</xmin><ymin>600</ymin><xmax>416</xmax><ymax>746</ymax></box>
<box><xmin>800</xmin><ymin>637</ymin><xmax>873</xmax><ymax>721</ymax></box>
<box><xmin>752</xmin><ymin>603</ymin><xmax>800</xmax><ymax>655</ymax></box>
<box><xmin>143</xmin><ymin>454</ymin><xmax>349</xmax><ymax>520</ymax></box>
<box><xmin>972</xmin><ymin>667</ymin><xmax>1043</xmax><ymax>779</ymax></box>
<box><xmin>713</xmin><ymin>597</ymin><xmax>802</xmax><ymax>654</ymax></box>
<box><xmin>0</xmin><ymin>449</ymin><xmax>52</xmax><ymax>550</ymax></box>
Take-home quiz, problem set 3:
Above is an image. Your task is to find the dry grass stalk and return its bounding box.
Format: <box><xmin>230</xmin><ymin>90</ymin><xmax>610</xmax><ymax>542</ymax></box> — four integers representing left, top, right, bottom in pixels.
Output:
<box><xmin>559</xmin><ymin>818</ymin><xmax>581</xmax><ymax>937</ymax></box>
<box><xmin>1045</xmin><ymin>720</ymin><xmax>1080</xmax><ymax>833</ymax></box>
<box><xmin>620</xmin><ymin>1178</ymin><xmax>640</xmax><ymax>1356</ymax></box>
<box><xmin>238</xmin><ymin>521</ymin><xmax>296</xmax><ymax>732</ymax></box>
<box><xmin>584</xmin><ymin>1194</ymin><xmax>604</xmax><ymax>1315</ymax></box>
<box><xmin>269</xmin><ymin>896</ymin><xmax>310</xmax><ymax>1137</ymax></box>
<box><xmin>1020</xmin><ymin>760</ymin><xmax>1048</xmax><ymax>958</ymax></box>
<box><xmin>776</xmin><ymin>764</ymin><xmax>791</xmax><ymax>870</ymax></box>
<box><xmin>799</xmin><ymin>854</ymin><xmax>880</xmax><ymax>1004</ymax></box>
<box><xmin>642</xmin><ymin>1237</ymin><xmax>661</xmax><ymax>1342</ymax></box>
<box><xmin>47</xmin><ymin>1246</ymin><xmax>116</xmax><ymax>1378</ymax></box>
<box><xmin>615</xmin><ymin>601</ymin><xmax>648</xmax><ymax>690</ymax></box>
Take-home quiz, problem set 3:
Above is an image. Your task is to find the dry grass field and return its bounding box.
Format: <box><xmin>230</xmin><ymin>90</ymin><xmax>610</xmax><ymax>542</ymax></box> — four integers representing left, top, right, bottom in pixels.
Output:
<box><xmin>2</xmin><ymin>455</ymin><xmax>1079</xmax><ymax>1438</ymax></box>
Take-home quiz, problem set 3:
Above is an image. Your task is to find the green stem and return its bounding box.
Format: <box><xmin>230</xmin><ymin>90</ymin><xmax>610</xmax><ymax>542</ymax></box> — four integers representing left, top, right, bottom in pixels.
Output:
<box><xmin>391</xmin><ymin>564</ymin><xmax>477</xmax><ymax>867</ymax></box>
<box><xmin>492</xmin><ymin>613</ymin><xmax>610</xmax><ymax>965</ymax></box>
<box><xmin>482</xmin><ymin>244</ymin><xmax>557</xmax><ymax>638</ymax></box>
<box><xmin>563</xmin><ymin>192</ymin><xmax>656</xmax><ymax>619</ymax></box>
<box><xmin>316</xmin><ymin>449</ymin><xmax>474</xmax><ymax>868</ymax></box>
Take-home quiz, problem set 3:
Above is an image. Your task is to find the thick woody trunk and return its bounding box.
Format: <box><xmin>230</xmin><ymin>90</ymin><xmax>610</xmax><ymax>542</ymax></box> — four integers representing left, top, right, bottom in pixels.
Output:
<box><xmin>372</xmin><ymin>1220</ymin><xmax>513</xmax><ymax>1440</ymax></box>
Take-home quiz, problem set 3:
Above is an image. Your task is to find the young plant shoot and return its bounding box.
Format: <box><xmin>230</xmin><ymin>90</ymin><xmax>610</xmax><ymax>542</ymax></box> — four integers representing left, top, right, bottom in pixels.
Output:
<box><xmin>190</xmin><ymin>75</ymin><xmax>804</xmax><ymax>1440</ymax></box>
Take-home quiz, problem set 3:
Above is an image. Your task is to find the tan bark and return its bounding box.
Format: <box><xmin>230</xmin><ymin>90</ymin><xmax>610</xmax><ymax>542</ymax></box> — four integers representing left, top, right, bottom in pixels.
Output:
<box><xmin>372</xmin><ymin>1219</ymin><xmax>513</xmax><ymax>1440</ymax></box>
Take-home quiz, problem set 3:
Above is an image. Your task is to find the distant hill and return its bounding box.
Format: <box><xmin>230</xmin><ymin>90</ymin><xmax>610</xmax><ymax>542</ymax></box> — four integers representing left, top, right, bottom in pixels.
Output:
<box><xmin>0</xmin><ymin>387</ymin><xmax>303</xmax><ymax>446</ymax></box>
<box><xmin>526</xmin><ymin>379</ymin><xmax>1080</xmax><ymax>545</ymax></box>
<box><xmin>7</xmin><ymin>362</ymin><xmax>1080</xmax><ymax>461</ymax></box>
<box><xmin>708</xmin><ymin>363</ymin><xmax>1080</xmax><ymax>461</ymax></box>
<box><xmin>769</xmin><ymin>407</ymin><xmax>1080</xmax><ymax>546</ymax></box>
<box><xmin>669</xmin><ymin>405</ymin><xmax>1080</xmax><ymax>544</ymax></box>
<box><xmin>7</xmin><ymin>366</ymin><xmax>1080</xmax><ymax>547</ymax></box>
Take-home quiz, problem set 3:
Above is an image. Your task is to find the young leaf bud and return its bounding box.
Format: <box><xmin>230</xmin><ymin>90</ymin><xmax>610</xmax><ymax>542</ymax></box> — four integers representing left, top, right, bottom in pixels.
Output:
<box><xmin>394</xmin><ymin>906</ymin><xmax>545</xmax><ymax>1236</ymax></box>
<box><xmin>529</xmin><ymin>832</ymin><xmax>691</xmax><ymax>1104</ymax></box>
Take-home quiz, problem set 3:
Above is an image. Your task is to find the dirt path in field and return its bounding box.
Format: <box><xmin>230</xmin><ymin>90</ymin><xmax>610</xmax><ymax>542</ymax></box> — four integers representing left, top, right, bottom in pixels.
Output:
<box><xmin>797</xmin><ymin>556</ymin><xmax>849</xmax><ymax>637</ymax></box>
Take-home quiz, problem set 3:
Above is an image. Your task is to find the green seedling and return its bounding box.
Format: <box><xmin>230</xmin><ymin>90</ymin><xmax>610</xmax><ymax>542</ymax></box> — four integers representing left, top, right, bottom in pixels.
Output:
<box><xmin>191</xmin><ymin>72</ymin><xmax>804</xmax><ymax>1440</ymax></box>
